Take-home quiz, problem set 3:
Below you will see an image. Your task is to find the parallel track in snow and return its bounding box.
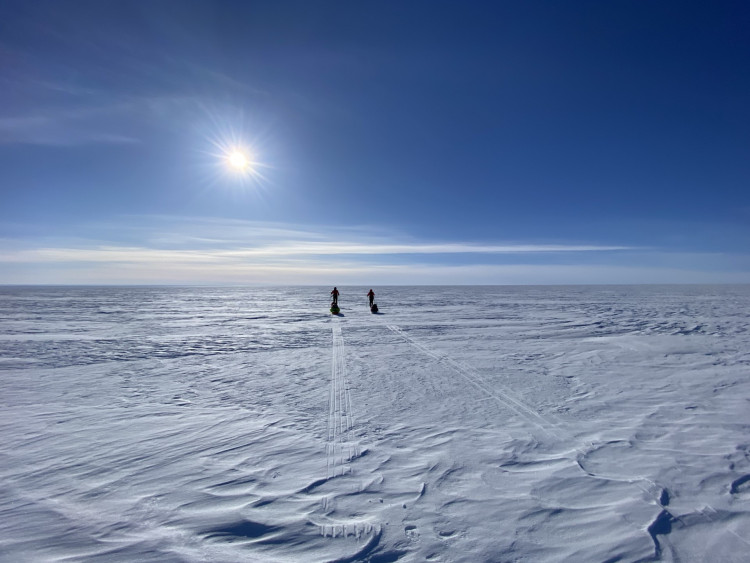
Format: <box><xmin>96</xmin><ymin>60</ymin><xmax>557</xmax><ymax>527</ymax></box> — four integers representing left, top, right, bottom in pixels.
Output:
<box><xmin>327</xmin><ymin>323</ymin><xmax>358</xmax><ymax>479</ymax></box>
<box><xmin>319</xmin><ymin>321</ymin><xmax>381</xmax><ymax>545</ymax></box>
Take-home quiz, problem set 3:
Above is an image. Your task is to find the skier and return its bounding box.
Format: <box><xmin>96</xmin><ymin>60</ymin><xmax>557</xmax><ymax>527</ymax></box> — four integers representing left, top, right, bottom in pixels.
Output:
<box><xmin>331</xmin><ymin>287</ymin><xmax>339</xmax><ymax>305</ymax></box>
<box><xmin>367</xmin><ymin>289</ymin><xmax>375</xmax><ymax>307</ymax></box>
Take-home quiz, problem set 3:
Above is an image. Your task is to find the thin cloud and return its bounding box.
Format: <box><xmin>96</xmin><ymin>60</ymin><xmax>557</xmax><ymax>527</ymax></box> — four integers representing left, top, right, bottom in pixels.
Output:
<box><xmin>0</xmin><ymin>241</ymin><xmax>632</xmax><ymax>264</ymax></box>
<box><xmin>0</xmin><ymin>111</ymin><xmax>140</xmax><ymax>146</ymax></box>
<box><xmin>82</xmin><ymin>216</ymin><xmax>634</xmax><ymax>253</ymax></box>
<box><xmin>0</xmin><ymin>95</ymin><xmax>195</xmax><ymax>146</ymax></box>
<box><xmin>245</xmin><ymin>242</ymin><xmax>632</xmax><ymax>255</ymax></box>
<box><xmin>0</xmin><ymin>218</ymin><xmax>663</xmax><ymax>284</ymax></box>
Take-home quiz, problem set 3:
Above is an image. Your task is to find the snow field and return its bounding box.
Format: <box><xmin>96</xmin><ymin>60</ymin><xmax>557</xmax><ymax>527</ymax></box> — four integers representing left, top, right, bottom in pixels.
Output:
<box><xmin>1</xmin><ymin>285</ymin><xmax>749</xmax><ymax>561</ymax></box>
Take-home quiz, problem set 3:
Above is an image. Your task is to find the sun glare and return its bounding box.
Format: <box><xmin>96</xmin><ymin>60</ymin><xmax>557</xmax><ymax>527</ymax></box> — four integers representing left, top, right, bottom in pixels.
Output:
<box><xmin>228</xmin><ymin>150</ymin><xmax>250</xmax><ymax>170</ymax></box>
<box><xmin>202</xmin><ymin>112</ymin><xmax>269</xmax><ymax>188</ymax></box>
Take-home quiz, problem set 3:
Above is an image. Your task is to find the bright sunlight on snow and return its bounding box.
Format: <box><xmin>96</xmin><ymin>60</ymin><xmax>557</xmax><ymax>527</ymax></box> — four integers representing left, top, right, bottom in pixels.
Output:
<box><xmin>1</xmin><ymin>285</ymin><xmax>749</xmax><ymax>561</ymax></box>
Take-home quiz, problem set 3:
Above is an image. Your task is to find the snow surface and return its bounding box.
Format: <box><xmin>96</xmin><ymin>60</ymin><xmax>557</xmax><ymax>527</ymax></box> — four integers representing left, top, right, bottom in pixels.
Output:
<box><xmin>1</xmin><ymin>285</ymin><xmax>750</xmax><ymax>562</ymax></box>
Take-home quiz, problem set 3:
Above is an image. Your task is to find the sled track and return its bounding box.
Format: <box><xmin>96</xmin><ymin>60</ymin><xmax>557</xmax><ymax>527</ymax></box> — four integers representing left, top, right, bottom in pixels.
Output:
<box><xmin>327</xmin><ymin>324</ymin><xmax>358</xmax><ymax>478</ymax></box>
<box><xmin>385</xmin><ymin>324</ymin><xmax>562</xmax><ymax>439</ymax></box>
<box><xmin>318</xmin><ymin>323</ymin><xmax>380</xmax><ymax>545</ymax></box>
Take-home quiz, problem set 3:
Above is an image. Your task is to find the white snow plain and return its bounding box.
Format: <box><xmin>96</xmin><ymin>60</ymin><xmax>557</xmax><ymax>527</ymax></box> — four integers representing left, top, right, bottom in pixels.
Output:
<box><xmin>1</xmin><ymin>285</ymin><xmax>749</xmax><ymax>562</ymax></box>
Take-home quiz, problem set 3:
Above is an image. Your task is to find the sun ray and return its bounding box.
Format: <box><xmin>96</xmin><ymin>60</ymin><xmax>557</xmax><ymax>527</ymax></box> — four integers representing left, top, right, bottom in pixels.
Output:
<box><xmin>192</xmin><ymin>104</ymin><xmax>274</xmax><ymax>194</ymax></box>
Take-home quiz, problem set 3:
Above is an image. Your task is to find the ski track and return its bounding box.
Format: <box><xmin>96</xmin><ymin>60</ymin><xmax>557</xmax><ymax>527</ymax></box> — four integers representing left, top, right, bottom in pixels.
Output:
<box><xmin>319</xmin><ymin>320</ymin><xmax>376</xmax><ymax>543</ymax></box>
<box><xmin>326</xmin><ymin>323</ymin><xmax>358</xmax><ymax>481</ymax></box>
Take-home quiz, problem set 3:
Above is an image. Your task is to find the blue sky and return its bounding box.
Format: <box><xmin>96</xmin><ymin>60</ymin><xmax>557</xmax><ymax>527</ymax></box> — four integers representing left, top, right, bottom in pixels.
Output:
<box><xmin>1</xmin><ymin>0</ymin><xmax>749</xmax><ymax>284</ymax></box>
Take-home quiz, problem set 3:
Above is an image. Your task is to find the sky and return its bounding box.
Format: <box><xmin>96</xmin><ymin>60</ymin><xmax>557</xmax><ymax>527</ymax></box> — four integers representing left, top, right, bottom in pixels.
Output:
<box><xmin>1</xmin><ymin>0</ymin><xmax>749</xmax><ymax>285</ymax></box>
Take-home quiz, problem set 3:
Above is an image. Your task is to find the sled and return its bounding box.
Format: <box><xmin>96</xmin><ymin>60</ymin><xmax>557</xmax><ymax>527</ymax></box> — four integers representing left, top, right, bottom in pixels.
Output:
<box><xmin>370</xmin><ymin>303</ymin><xmax>378</xmax><ymax>313</ymax></box>
<box><xmin>330</xmin><ymin>303</ymin><xmax>340</xmax><ymax>314</ymax></box>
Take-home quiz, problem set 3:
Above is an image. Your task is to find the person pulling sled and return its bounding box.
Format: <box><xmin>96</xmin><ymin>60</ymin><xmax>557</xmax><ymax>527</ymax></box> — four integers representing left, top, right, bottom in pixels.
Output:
<box><xmin>330</xmin><ymin>287</ymin><xmax>340</xmax><ymax>314</ymax></box>
<box><xmin>367</xmin><ymin>289</ymin><xmax>378</xmax><ymax>313</ymax></box>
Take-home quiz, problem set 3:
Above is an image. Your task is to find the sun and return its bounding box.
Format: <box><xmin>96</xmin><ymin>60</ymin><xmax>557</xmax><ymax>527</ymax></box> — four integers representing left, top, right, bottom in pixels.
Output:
<box><xmin>202</xmin><ymin>115</ymin><xmax>269</xmax><ymax>188</ymax></box>
<box><xmin>218</xmin><ymin>145</ymin><xmax>268</xmax><ymax>186</ymax></box>
<box><xmin>228</xmin><ymin>150</ymin><xmax>250</xmax><ymax>170</ymax></box>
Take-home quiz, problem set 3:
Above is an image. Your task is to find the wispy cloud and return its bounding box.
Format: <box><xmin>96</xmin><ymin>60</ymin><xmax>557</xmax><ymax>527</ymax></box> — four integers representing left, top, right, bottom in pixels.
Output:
<box><xmin>0</xmin><ymin>241</ymin><xmax>631</xmax><ymax>267</ymax></box>
<box><xmin>0</xmin><ymin>216</ymin><xmax>632</xmax><ymax>264</ymax></box>
<box><xmin>0</xmin><ymin>91</ymin><xmax>203</xmax><ymax>146</ymax></box>
<box><xmin>94</xmin><ymin>216</ymin><xmax>634</xmax><ymax>252</ymax></box>
<box><xmin>0</xmin><ymin>109</ymin><xmax>141</xmax><ymax>146</ymax></box>
<box><xmin>2</xmin><ymin>216</ymin><xmax>746</xmax><ymax>285</ymax></box>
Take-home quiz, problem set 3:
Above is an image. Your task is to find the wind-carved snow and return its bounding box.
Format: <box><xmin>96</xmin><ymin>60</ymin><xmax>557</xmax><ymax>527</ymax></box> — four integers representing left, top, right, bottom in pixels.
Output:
<box><xmin>1</xmin><ymin>285</ymin><xmax>749</xmax><ymax>561</ymax></box>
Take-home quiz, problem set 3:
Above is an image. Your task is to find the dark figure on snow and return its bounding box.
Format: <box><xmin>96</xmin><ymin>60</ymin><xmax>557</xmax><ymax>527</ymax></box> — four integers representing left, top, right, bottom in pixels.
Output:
<box><xmin>367</xmin><ymin>289</ymin><xmax>375</xmax><ymax>307</ymax></box>
<box><xmin>331</xmin><ymin>287</ymin><xmax>339</xmax><ymax>305</ymax></box>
